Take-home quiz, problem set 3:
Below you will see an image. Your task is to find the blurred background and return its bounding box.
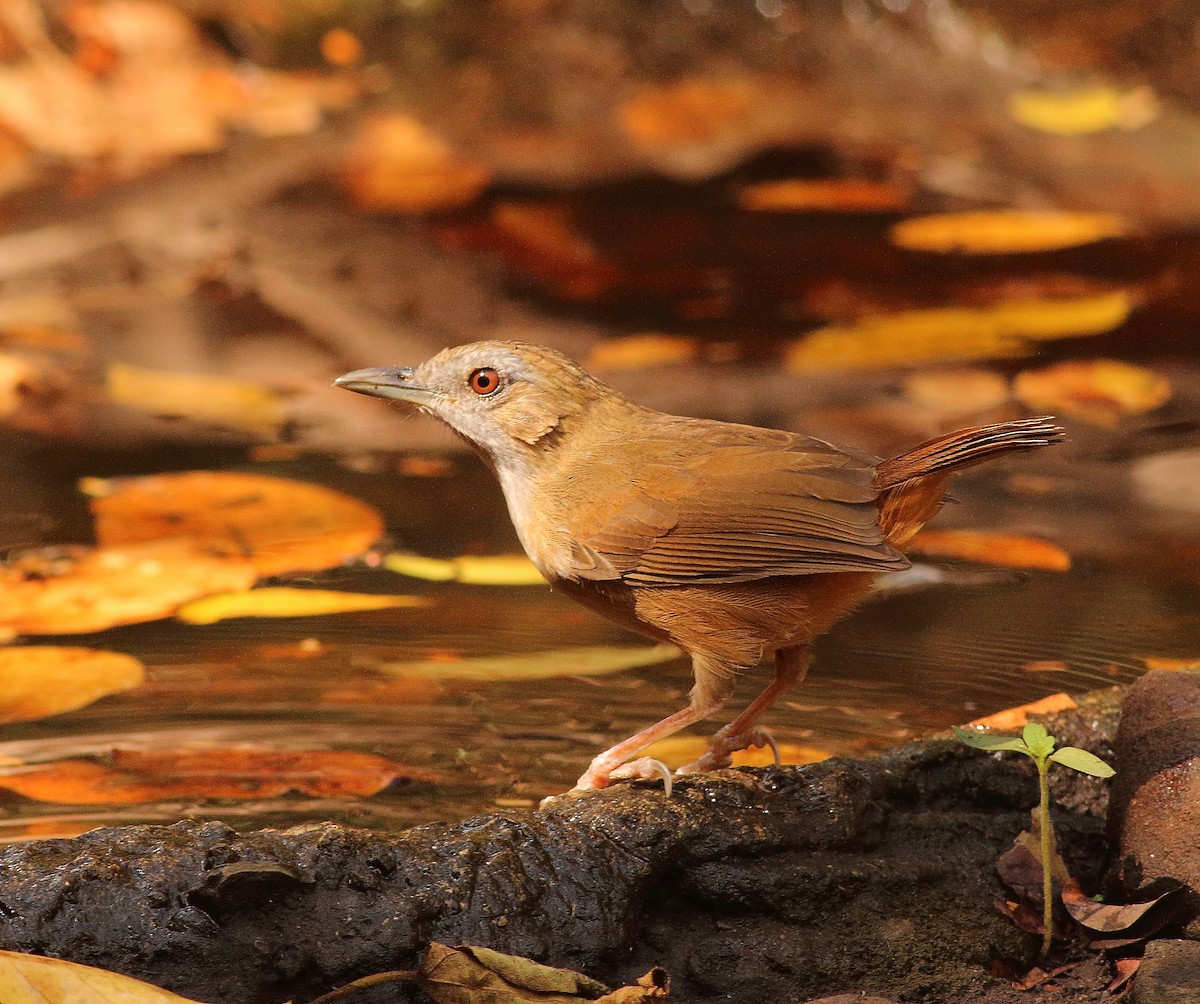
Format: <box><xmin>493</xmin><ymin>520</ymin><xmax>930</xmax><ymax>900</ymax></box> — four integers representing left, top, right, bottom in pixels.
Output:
<box><xmin>0</xmin><ymin>0</ymin><xmax>1198</xmax><ymax>838</ymax></box>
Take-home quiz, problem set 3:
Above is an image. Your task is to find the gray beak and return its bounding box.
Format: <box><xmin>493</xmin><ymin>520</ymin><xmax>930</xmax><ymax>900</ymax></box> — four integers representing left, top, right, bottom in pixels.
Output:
<box><xmin>333</xmin><ymin>367</ymin><xmax>437</xmax><ymax>404</ymax></box>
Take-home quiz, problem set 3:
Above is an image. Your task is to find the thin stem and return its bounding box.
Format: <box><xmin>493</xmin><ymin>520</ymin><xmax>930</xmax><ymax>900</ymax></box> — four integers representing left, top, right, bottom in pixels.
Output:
<box><xmin>305</xmin><ymin>970</ymin><xmax>417</xmax><ymax>1003</ymax></box>
<box><xmin>1038</xmin><ymin>758</ymin><xmax>1052</xmax><ymax>958</ymax></box>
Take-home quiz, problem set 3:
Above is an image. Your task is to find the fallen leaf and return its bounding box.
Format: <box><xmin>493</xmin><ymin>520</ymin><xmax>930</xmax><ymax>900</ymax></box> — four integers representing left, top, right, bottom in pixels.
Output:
<box><xmin>587</xmin><ymin>335</ymin><xmax>698</xmax><ymax>372</ymax></box>
<box><xmin>970</xmin><ymin>693</ymin><xmax>1077</xmax><ymax>730</ymax></box>
<box><xmin>176</xmin><ymin>587</ymin><xmax>430</xmax><ymax>625</ymax></box>
<box><xmin>0</xmin><ymin>541</ymin><xmax>257</xmax><ymax>635</ymax></box>
<box><xmin>1109</xmin><ymin>958</ymin><xmax>1140</xmax><ymax>993</ymax></box>
<box><xmin>1014</xmin><ymin>359</ymin><xmax>1171</xmax><ymax>426</ymax></box>
<box><xmin>1022</xmin><ymin>660</ymin><xmax>1069</xmax><ymax>674</ymax></box>
<box><xmin>1061</xmin><ymin>882</ymin><xmax>1183</xmax><ymax>937</ymax></box>
<box><xmin>0</xmin><ymin>647</ymin><xmax>144</xmax><ymax>723</ymax></box>
<box><xmin>1131</xmin><ymin>449</ymin><xmax>1200</xmax><ymax>514</ymax></box>
<box><xmin>0</xmin><ymin>747</ymin><xmax>429</xmax><ymax>804</ymax></box>
<box><xmin>106</xmin><ymin>363</ymin><xmax>288</xmax><ymax>438</ymax></box>
<box><xmin>381</xmin><ymin>644</ymin><xmax>682</xmax><ymax>682</ymax></box>
<box><xmin>735</xmin><ymin>177</ymin><xmax>910</xmax><ymax>213</ymax></box>
<box><xmin>909</xmin><ymin>530</ymin><xmax>1071</xmax><ymax>571</ymax></box>
<box><xmin>1008</xmin><ymin>86</ymin><xmax>1159</xmax><ymax>135</ymax></box>
<box><xmin>318</xmin><ymin>676</ymin><xmax>445</xmax><ymax>706</ymax></box>
<box><xmin>489</xmin><ymin>202</ymin><xmax>620</xmax><ymax>301</ymax></box>
<box><xmin>640</xmin><ymin>735</ymin><xmax>831</xmax><ymax>769</ymax></box>
<box><xmin>85</xmin><ymin>470</ymin><xmax>384</xmax><ymax>577</ymax></box>
<box><xmin>320</xmin><ymin>27</ymin><xmax>362</xmax><ymax>67</ymax></box>
<box><xmin>342</xmin><ymin>113</ymin><xmax>490</xmax><ymax>214</ymax></box>
<box><xmin>889</xmin><ymin>211</ymin><xmax>1126</xmax><ymax>254</ymax></box>
<box><xmin>1139</xmin><ymin>656</ymin><xmax>1200</xmax><ymax>672</ymax></box>
<box><xmin>902</xmin><ymin>368</ymin><xmax>1011</xmax><ymax>415</ymax></box>
<box><xmin>617</xmin><ymin>76</ymin><xmax>753</xmax><ymax>148</ymax></box>
<box><xmin>0</xmin><ymin>949</ymin><xmax>204</xmax><ymax>1003</ymax></box>
<box><xmin>384</xmin><ymin>553</ymin><xmax>546</xmax><ymax>586</ymax></box>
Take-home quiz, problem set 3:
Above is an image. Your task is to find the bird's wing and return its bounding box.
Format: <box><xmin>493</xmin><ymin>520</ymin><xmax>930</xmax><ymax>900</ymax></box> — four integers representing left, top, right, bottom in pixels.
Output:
<box><xmin>561</xmin><ymin>421</ymin><xmax>910</xmax><ymax>586</ymax></box>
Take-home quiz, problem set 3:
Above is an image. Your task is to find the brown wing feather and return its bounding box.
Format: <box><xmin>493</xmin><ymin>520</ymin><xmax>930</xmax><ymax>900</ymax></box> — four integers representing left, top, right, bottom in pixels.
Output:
<box><xmin>560</xmin><ymin>417</ymin><xmax>908</xmax><ymax>586</ymax></box>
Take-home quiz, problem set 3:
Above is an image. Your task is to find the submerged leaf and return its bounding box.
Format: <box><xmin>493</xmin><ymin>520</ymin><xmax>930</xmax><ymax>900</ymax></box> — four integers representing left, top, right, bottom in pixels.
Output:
<box><xmin>384</xmin><ymin>553</ymin><xmax>546</xmax><ymax>586</ymax></box>
<box><xmin>381</xmin><ymin>644</ymin><xmax>682</xmax><ymax>682</ymax></box>
<box><xmin>0</xmin><ymin>647</ymin><xmax>144</xmax><ymax>723</ymax></box>
<box><xmin>587</xmin><ymin>335</ymin><xmax>698</xmax><ymax>372</ymax></box>
<box><xmin>0</xmin><ymin>949</ymin><xmax>204</xmax><ymax>1003</ymax></box>
<box><xmin>1008</xmin><ymin>86</ymin><xmax>1159</xmax><ymax>136</ymax></box>
<box><xmin>641</xmin><ymin>735</ymin><xmax>831</xmax><ymax>769</ymax></box>
<box><xmin>970</xmin><ymin>694</ymin><xmax>1077</xmax><ymax>730</ymax></box>
<box><xmin>736</xmin><ymin>177</ymin><xmax>910</xmax><ymax>213</ymax></box>
<box><xmin>909</xmin><ymin>530</ymin><xmax>1071</xmax><ymax>572</ymax></box>
<box><xmin>176</xmin><ymin>587</ymin><xmax>430</xmax><ymax>625</ymax></box>
<box><xmin>1014</xmin><ymin>359</ymin><xmax>1170</xmax><ymax>426</ymax></box>
<box><xmin>889</xmin><ymin>211</ymin><xmax>1126</xmax><ymax>254</ymax></box>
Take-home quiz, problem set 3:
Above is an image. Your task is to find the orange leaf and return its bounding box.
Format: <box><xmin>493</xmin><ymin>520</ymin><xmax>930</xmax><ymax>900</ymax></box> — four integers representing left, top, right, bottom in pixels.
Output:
<box><xmin>0</xmin><ymin>949</ymin><xmax>204</xmax><ymax>1003</ymax></box>
<box><xmin>890</xmin><ymin>210</ymin><xmax>1126</xmax><ymax>254</ymax></box>
<box><xmin>587</xmin><ymin>334</ymin><xmax>698</xmax><ymax>372</ymax></box>
<box><xmin>970</xmin><ymin>693</ymin><xmax>1077</xmax><ymax>730</ymax></box>
<box><xmin>640</xmin><ymin>735</ymin><xmax>831</xmax><ymax>769</ymax></box>
<box><xmin>736</xmin><ymin>177</ymin><xmax>910</xmax><ymax>213</ymax></box>
<box><xmin>84</xmin><ymin>471</ymin><xmax>384</xmax><ymax>578</ymax></box>
<box><xmin>909</xmin><ymin>530</ymin><xmax>1071</xmax><ymax>571</ymax></box>
<box><xmin>0</xmin><ymin>647</ymin><xmax>144</xmax><ymax>723</ymax></box>
<box><xmin>617</xmin><ymin>77</ymin><xmax>754</xmax><ymax>148</ymax></box>
<box><xmin>1138</xmin><ymin>656</ymin><xmax>1200</xmax><ymax>672</ymax></box>
<box><xmin>1013</xmin><ymin>359</ymin><xmax>1170</xmax><ymax>426</ymax></box>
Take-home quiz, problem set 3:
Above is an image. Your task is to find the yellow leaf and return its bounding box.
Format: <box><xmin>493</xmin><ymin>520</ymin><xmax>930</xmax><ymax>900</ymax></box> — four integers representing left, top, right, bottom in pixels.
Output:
<box><xmin>1008</xmin><ymin>86</ymin><xmax>1159</xmax><ymax>136</ymax></box>
<box><xmin>1013</xmin><ymin>359</ymin><xmax>1171</xmax><ymax>426</ymax></box>
<box><xmin>1139</xmin><ymin>656</ymin><xmax>1200</xmax><ymax>672</ymax></box>
<box><xmin>736</xmin><ymin>177</ymin><xmax>910</xmax><ymax>213</ymax></box>
<box><xmin>176</xmin><ymin>587</ymin><xmax>430</xmax><ymax>625</ymax></box>
<box><xmin>384</xmin><ymin>553</ymin><xmax>546</xmax><ymax>586</ymax></box>
<box><xmin>617</xmin><ymin>77</ymin><xmax>754</xmax><ymax>148</ymax></box>
<box><xmin>587</xmin><ymin>334</ymin><xmax>697</xmax><ymax>372</ymax></box>
<box><xmin>0</xmin><ymin>647</ymin><xmax>144</xmax><ymax>724</ymax></box>
<box><xmin>969</xmin><ymin>693</ymin><xmax>1077</xmax><ymax>730</ymax></box>
<box><xmin>909</xmin><ymin>530</ymin><xmax>1071</xmax><ymax>572</ymax></box>
<box><xmin>640</xmin><ymin>735</ymin><xmax>831</xmax><ymax>769</ymax></box>
<box><xmin>106</xmin><ymin>363</ymin><xmax>287</xmax><ymax>437</ymax></box>
<box><xmin>0</xmin><ymin>949</ymin><xmax>205</xmax><ymax>1003</ymax></box>
<box><xmin>382</xmin><ymin>644</ymin><xmax>681</xmax><ymax>681</ymax></box>
<box><xmin>902</xmin><ymin>368</ymin><xmax>1011</xmax><ymax>414</ymax></box>
<box><xmin>890</xmin><ymin>211</ymin><xmax>1126</xmax><ymax>254</ymax></box>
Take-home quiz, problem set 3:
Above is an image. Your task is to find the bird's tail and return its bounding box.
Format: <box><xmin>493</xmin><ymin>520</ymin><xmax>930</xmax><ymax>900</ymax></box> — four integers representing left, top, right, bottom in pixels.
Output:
<box><xmin>872</xmin><ymin>416</ymin><xmax>1065</xmax><ymax>492</ymax></box>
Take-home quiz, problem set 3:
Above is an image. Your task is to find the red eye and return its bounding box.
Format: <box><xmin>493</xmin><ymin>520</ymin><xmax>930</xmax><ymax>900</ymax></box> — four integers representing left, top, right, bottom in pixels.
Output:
<box><xmin>468</xmin><ymin>367</ymin><xmax>500</xmax><ymax>395</ymax></box>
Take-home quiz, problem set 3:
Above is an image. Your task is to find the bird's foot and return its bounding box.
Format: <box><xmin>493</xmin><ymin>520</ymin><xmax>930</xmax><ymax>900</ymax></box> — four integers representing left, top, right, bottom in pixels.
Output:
<box><xmin>677</xmin><ymin>726</ymin><xmax>780</xmax><ymax>774</ymax></box>
<box><xmin>570</xmin><ymin>757</ymin><xmax>674</xmax><ymax>797</ymax></box>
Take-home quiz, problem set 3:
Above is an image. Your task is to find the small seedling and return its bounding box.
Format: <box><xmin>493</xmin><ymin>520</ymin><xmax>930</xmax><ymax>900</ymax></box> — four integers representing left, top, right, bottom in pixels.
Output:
<box><xmin>952</xmin><ymin>721</ymin><xmax>1115</xmax><ymax>957</ymax></box>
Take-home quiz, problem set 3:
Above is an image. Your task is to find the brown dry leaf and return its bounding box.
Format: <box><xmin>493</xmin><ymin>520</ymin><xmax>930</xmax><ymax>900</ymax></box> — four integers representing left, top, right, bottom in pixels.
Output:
<box><xmin>176</xmin><ymin>587</ymin><xmax>430</xmax><ymax>625</ymax></box>
<box><xmin>640</xmin><ymin>735</ymin><xmax>831</xmax><ymax>770</ymax></box>
<box><xmin>342</xmin><ymin>113</ymin><xmax>490</xmax><ymax>214</ymax></box>
<box><xmin>1013</xmin><ymin>359</ymin><xmax>1171</xmax><ymax>426</ymax></box>
<box><xmin>587</xmin><ymin>335</ymin><xmax>698</xmax><ymax>372</ymax></box>
<box><xmin>0</xmin><ymin>949</ymin><xmax>204</xmax><ymax>1003</ymax></box>
<box><xmin>889</xmin><ymin>211</ymin><xmax>1126</xmax><ymax>254</ymax></box>
<box><xmin>0</xmin><ymin>647</ymin><xmax>144</xmax><ymax>723</ymax></box>
<box><xmin>384</xmin><ymin>553</ymin><xmax>546</xmax><ymax>586</ymax></box>
<box><xmin>909</xmin><ymin>530</ymin><xmax>1071</xmax><ymax>571</ymax></box>
<box><xmin>106</xmin><ymin>362</ymin><xmax>288</xmax><ymax>438</ymax></box>
<box><xmin>736</xmin><ymin>177</ymin><xmax>910</xmax><ymax>213</ymax></box>
<box><xmin>1061</xmin><ymin>882</ymin><xmax>1182</xmax><ymax>938</ymax></box>
<box><xmin>0</xmin><ymin>541</ymin><xmax>257</xmax><ymax>635</ymax></box>
<box><xmin>970</xmin><ymin>693</ymin><xmax>1076</xmax><ymax>730</ymax></box>
<box><xmin>618</xmin><ymin>76</ymin><xmax>753</xmax><ymax>148</ymax></box>
<box><xmin>0</xmin><ymin>747</ymin><xmax>429</xmax><ymax>804</ymax></box>
<box><xmin>1008</xmin><ymin>86</ymin><xmax>1159</xmax><ymax>135</ymax></box>
<box><xmin>902</xmin><ymin>368</ymin><xmax>1010</xmax><ymax>415</ymax></box>
<box><xmin>382</xmin><ymin>644</ymin><xmax>681</xmax><ymax>682</ymax></box>
<box><xmin>85</xmin><ymin>470</ymin><xmax>384</xmax><ymax>577</ymax></box>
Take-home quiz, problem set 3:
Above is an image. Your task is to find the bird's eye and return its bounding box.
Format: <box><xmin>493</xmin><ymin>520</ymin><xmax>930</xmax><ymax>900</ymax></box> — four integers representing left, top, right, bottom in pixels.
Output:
<box><xmin>468</xmin><ymin>367</ymin><xmax>501</xmax><ymax>396</ymax></box>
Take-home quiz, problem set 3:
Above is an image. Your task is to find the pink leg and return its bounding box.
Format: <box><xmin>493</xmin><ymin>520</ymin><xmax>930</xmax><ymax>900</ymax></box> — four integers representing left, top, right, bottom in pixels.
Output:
<box><xmin>679</xmin><ymin>646</ymin><xmax>812</xmax><ymax>774</ymax></box>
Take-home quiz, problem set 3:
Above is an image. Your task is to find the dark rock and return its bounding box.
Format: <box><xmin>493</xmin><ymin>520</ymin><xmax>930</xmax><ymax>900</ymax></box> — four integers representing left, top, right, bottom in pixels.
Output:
<box><xmin>1130</xmin><ymin>940</ymin><xmax>1200</xmax><ymax>1004</ymax></box>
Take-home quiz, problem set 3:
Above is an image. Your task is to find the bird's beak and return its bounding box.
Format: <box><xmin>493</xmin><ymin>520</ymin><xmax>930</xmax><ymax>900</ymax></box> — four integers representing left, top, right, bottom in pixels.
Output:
<box><xmin>333</xmin><ymin>367</ymin><xmax>437</xmax><ymax>405</ymax></box>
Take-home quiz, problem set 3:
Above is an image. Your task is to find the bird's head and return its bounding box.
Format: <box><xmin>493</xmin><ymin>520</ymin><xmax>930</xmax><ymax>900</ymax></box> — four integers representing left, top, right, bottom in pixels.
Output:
<box><xmin>335</xmin><ymin>340</ymin><xmax>613</xmax><ymax>472</ymax></box>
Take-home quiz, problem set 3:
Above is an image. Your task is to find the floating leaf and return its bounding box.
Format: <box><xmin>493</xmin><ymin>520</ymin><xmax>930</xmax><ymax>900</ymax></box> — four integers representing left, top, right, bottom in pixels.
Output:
<box><xmin>342</xmin><ymin>113</ymin><xmax>490</xmax><ymax>214</ymax></box>
<box><xmin>640</xmin><ymin>734</ymin><xmax>831</xmax><ymax>769</ymax></box>
<box><xmin>969</xmin><ymin>693</ymin><xmax>1077</xmax><ymax>730</ymax></box>
<box><xmin>1049</xmin><ymin>746</ymin><xmax>1115</xmax><ymax>777</ymax></box>
<box><xmin>106</xmin><ymin>362</ymin><xmax>287</xmax><ymax>438</ymax></box>
<box><xmin>0</xmin><ymin>949</ymin><xmax>204</xmax><ymax>1003</ymax></box>
<box><xmin>909</xmin><ymin>530</ymin><xmax>1071</xmax><ymax>572</ymax></box>
<box><xmin>735</xmin><ymin>177</ymin><xmax>910</xmax><ymax>213</ymax></box>
<box><xmin>0</xmin><ymin>647</ymin><xmax>144</xmax><ymax>723</ymax></box>
<box><xmin>85</xmin><ymin>471</ymin><xmax>383</xmax><ymax>577</ymax></box>
<box><xmin>951</xmin><ymin>726</ymin><xmax>1028</xmax><ymax>753</ymax></box>
<box><xmin>384</xmin><ymin>553</ymin><xmax>546</xmax><ymax>586</ymax></box>
<box><xmin>0</xmin><ymin>747</ymin><xmax>429</xmax><ymax>804</ymax></box>
<box><xmin>0</xmin><ymin>541</ymin><xmax>257</xmax><ymax>635</ymax></box>
<box><xmin>1008</xmin><ymin>86</ymin><xmax>1159</xmax><ymax>136</ymax></box>
<box><xmin>382</xmin><ymin>644</ymin><xmax>681</xmax><ymax>682</ymax></box>
<box><xmin>890</xmin><ymin>211</ymin><xmax>1126</xmax><ymax>254</ymax></box>
<box><xmin>176</xmin><ymin>587</ymin><xmax>430</xmax><ymax>625</ymax></box>
<box><xmin>587</xmin><ymin>335</ymin><xmax>698</xmax><ymax>372</ymax></box>
<box><xmin>1139</xmin><ymin>655</ymin><xmax>1200</xmax><ymax>672</ymax></box>
<box><xmin>1014</xmin><ymin>359</ymin><xmax>1170</xmax><ymax>426</ymax></box>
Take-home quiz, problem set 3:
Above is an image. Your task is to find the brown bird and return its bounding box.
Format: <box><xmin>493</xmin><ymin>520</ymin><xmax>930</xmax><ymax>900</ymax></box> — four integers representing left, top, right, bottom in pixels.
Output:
<box><xmin>336</xmin><ymin>342</ymin><xmax>1063</xmax><ymax>793</ymax></box>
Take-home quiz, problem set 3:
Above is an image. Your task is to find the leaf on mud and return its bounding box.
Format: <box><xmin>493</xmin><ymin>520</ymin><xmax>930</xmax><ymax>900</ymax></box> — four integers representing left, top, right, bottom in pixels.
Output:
<box><xmin>998</xmin><ymin>826</ymin><xmax>1068</xmax><ymax>908</ymax></box>
<box><xmin>889</xmin><ymin>211</ymin><xmax>1126</xmax><ymax>254</ymax></box>
<box><xmin>384</xmin><ymin>553</ymin><xmax>546</xmax><ymax>586</ymax></box>
<box><xmin>342</xmin><ymin>113</ymin><xmax>491</xmax><ymax>214</ymax></box>
<box><xmin>735</xmin><ymin>178</ymin><xmax>910</xmax><ymax>213</ymax></box>
<box><xmin>0</xmin><ymin>647</ymin><xmax>144</xmax><ymax>723</ymax></box>
<box><xmin>1008</xmin><ymin>86</ymin><xmax>1159</xmax><ymax>135</ymax></box>
<box><xmin>0</xmin><ymin>541</ymin><xmax>257</xmax><ymax>635</ymax></box>
<box><xmin>587</xmin><ymin>335</ymin><xmax>698</xmax><ymax>372</ymax></box>
<box><xmin>84</xmin><ymin>470</ymin><xmax>384</xmax><ymax>577</ymax></box>
<box><xmin>0</xmin><ymin>747</ymin><xmax>430</xmax><ymax>804</ymax></box>
<box><xmin>418</xmin><ymin>943</ymin><xmax>668</xmax><ymax>1004</ymax></box>
<box><xmin>640</xmin><ymin>735</ymin><xmax>831</xmax><ymax>769</ymax></box>
<box><xmin>176</xmin><ymin>587</ymin><xmax>430</xmax><ymax>625</ymax></box>
<box><xmin>1061</xmin><ymin>883</ymin><xmax>1182</xmax><ymax>938</ymax></box>
<box><xmin>0</xmin><ymin>949</ymin><xmax>204</xmax><ymax>1003</ymax></box>
<box><xmin>969</xmin><ymin>693</ymin><xmax>1077</xmax><ymax>730</ymax></box>
<box><xmin>908</xmin><ymin>530</ymin><xmax>1071</xmax><ymax>572</ymax></box>
<box><xmin>105</xmin><ymin>363</ymin><xmax>288</xmax><ymax>438</ymax></box>
<box><xmin>1013</xmin><ymin>359</ymin><xmax>1171</xmax><ymax>426</ymax></box>
<box><xmin>381</xmin><ymin>644</ymin><xmax>682</xmax><ymax>682</ymax></box>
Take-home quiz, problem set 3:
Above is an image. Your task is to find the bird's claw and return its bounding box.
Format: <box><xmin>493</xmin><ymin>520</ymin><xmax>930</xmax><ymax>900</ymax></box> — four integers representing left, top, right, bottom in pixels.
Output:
<box><xmin>677</xmin><ymin>727</ymin><xmax>780</xmax><ymax>774</ymax></box>
<box><xmin>608</xmin><ymin>757</ymin><xmax>674</xmax><ymax>797</ymax></box>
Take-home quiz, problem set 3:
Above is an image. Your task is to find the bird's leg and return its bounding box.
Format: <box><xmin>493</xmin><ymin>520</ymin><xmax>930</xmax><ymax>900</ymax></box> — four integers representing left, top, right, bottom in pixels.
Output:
<box><xmin>573</xmin><ymin>656</ymin><xmax>734</xmax><ymax>793</ymax></box>
<box><xmin>679</xmin><ymin>645</ymin><xmax>812</xmax><ymax>774</ymax></box>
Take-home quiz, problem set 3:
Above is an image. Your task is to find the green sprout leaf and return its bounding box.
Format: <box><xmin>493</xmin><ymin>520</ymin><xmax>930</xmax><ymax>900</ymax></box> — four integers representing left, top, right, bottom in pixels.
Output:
<box><xmin>1049</xmin><ymin>746</ymin><xmax>1116</xmax><ymax>778</ymax></box>
<box><xmin>1022</xmin><ymin>722</ymin><xmax>1057</xmax><ymax>759</ymax></box>
<box><xmin>951</xmin><ymin>726</ymin><xmax>1028</xmax><ymax>753</ymax></box>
